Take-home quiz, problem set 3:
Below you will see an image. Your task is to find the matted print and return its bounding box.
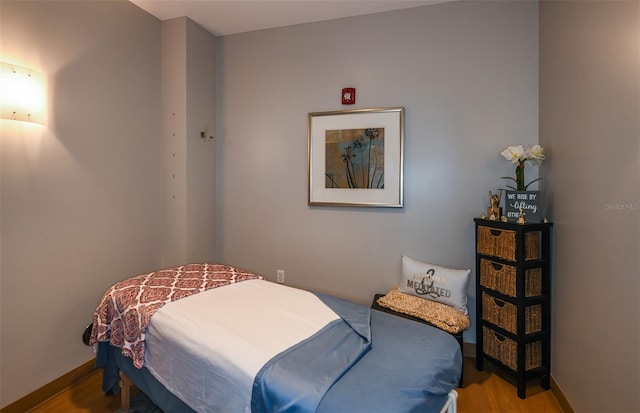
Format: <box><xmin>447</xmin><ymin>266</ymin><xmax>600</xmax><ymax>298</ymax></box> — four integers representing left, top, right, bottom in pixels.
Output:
<box><xmin>308</xmin><ymin>107</ymin><xmax>404</xmax><ymax>207</ymax></box>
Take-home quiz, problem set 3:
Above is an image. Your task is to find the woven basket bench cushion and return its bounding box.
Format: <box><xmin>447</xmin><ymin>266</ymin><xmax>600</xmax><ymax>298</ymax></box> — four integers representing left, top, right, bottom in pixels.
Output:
<box><xmin>377</xmin><ymin>288</ymin><xmax>470</xmax><ymax>334</ymax></box>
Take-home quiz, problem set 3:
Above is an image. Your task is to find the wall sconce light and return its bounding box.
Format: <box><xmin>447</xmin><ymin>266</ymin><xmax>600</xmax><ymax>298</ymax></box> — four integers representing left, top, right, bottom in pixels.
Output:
<box><xmin>200</xmin><ymin>122</ymin><xmax>214</xmax><ymax>141</ymax></box>
<box><xmin>0</xmin><ymin>62</ymin><xmax>46</xmax><ymax>124</ymax></box>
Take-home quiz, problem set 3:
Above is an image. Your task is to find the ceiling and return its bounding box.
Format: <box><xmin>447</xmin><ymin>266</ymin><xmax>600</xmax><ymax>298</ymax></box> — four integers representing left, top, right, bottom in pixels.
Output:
<box><xmin>129</xmin><ymin>0</ymin><xmax>449</xmax><ymax>36</ymax></box>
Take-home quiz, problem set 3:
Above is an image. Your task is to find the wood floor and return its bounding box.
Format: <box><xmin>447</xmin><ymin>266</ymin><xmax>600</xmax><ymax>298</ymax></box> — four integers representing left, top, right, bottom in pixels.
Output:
<box><xmin>28</xmin><ymin>357</ymin><xmax>563</xmax><ymax>413</ymax></box>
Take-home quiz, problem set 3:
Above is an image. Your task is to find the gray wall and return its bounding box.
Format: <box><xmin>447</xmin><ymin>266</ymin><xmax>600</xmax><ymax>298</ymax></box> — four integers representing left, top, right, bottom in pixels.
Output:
<box><xmin>0</xmin><ymin>0</ymin><xmax>162</xmax><ymax>406</ymax></box>
<box><xmin>539</xmin><ymin>1</ymin><xmax>640</xmax><ymax>412</ymax></box>
<box><xmin>0</xmin><ymin>2</ymin><xmax>216</xmax><ymax>407</ymax></box>
<box><xmin>161</xmin><ymin>17</ymin><xmax>217</xmax><ymax>267</ymax></box>
<box><xmin>215</xmin><ymin>0</ymin><xmax>539</xmax><ymax>348</ymax></box>
<box><xmin>186</xmin><ymin>19</ymin><xmax>217</xmax><ymax>265</ymax></box>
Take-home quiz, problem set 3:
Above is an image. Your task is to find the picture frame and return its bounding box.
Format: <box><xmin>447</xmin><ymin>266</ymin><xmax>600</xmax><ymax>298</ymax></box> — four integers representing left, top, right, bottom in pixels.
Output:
<box><xmin>308</xmin><ymin>107</ymin><xmax>404</xmax><ymax>207</ymax></box>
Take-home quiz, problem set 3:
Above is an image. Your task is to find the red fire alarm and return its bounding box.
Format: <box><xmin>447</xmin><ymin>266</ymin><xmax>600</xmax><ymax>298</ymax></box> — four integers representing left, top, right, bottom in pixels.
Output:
<box><xmin>342</xmin><ymin>88</ymin><xmax>356</xmax><ymax>105</ymax></box>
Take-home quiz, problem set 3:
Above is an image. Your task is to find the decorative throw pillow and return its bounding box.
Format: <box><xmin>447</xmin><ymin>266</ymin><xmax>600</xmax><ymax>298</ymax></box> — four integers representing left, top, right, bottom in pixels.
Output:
<box><xmin>398</xmin><ymin>255</ymin><xmax>471</xmax><ymax>314</ymax></box>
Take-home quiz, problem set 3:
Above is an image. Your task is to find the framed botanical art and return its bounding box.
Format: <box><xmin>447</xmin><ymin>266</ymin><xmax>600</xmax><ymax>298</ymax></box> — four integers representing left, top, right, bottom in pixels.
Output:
<box><xmin>308</xmin><ymin>107</ymin><xmax>404</xmax><ymax>207</ymax></box>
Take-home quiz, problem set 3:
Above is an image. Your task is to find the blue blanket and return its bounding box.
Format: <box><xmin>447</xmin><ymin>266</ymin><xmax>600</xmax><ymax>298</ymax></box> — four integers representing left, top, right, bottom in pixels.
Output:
<box><xmin>318</xmin><ymin>309</ymin><xmax>461</xmax><ymax>413</ymax></box>
<box><xmin>251</xmin><ymin>293</ymin><xmax>461</xmax><ymax>413</ymax></box>
<box><xmin>251</xmin><ymin>292</ymin><xmax>372</xmax><ymax>413</ymax></box>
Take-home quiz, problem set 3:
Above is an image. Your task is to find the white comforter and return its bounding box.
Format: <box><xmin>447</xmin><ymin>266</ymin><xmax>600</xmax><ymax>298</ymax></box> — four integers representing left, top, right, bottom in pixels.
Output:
<box><xmin>144</xmin><ymin>279</ymin><xmax>339</xmax><ymax>413</ymax></box>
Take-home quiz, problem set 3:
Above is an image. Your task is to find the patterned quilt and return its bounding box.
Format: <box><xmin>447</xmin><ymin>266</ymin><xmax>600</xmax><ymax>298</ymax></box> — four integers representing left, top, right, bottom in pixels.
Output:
<box><xmin>89</xmin><ymin>263</ymin><xmax>263</xmax><ymax>368</ymax></box>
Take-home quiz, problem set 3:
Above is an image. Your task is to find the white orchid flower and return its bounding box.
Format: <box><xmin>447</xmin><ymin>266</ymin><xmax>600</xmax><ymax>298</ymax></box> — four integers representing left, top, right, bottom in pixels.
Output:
<box><xmin>500</xmin><ymin>145</ymin><xmax>525</xmax><ymax>164</ymax></box>
<box><xmin>524</xmin><ymin>144</ymin><xmax>545</xmax><ymax>166</ymax></box>
<box><xmin>500</xmin><ymin>144</ymin><xmax>545</xmax><ymax>190</ymax></box>
<box><xmin>526</xmin><ymin>144</ymin><xmax>545</xmax><ymax>159</ymax></box>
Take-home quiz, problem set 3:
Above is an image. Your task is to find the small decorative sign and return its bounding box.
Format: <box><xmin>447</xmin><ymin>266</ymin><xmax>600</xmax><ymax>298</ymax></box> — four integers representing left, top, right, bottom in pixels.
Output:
<box><xmin>505</xmin><ymin>191</ymin><xmax>540</xmax><ymax>222</ymax></box>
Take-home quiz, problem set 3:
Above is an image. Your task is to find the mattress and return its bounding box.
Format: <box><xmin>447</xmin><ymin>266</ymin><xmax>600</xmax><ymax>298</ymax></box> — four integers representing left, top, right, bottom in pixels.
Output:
<box><xmin>145</xmin><ymin>280</ymin><xmax>341</xmax><ymax>412</ymax></box>
<box><xmin>94</xmin><ymin>274</ymin><xmax>462</xmax><ymax>413</ymax></box>
<box><xmin>99</xmin><ymin>307</ymin><xmax>461</xmax><ymax>413</ymax></box>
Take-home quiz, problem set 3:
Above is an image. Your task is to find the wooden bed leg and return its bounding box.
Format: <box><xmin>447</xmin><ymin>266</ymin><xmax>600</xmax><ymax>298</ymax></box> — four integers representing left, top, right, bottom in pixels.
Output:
<box><xmin>119</xmin><ymin>371</ymin><xmax>131</xmax><ymax>410</ymax></box>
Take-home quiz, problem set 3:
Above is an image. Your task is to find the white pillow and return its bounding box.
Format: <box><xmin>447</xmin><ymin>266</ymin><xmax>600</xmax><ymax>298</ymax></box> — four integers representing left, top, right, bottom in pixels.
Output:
<box><xmin>398</xmin><ymin>255</ymin><xmax>471</xmax><ymax>315</ymax></box>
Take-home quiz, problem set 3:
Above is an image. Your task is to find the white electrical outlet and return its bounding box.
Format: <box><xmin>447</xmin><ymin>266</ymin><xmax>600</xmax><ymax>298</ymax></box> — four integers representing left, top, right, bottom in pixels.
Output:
<box><xmin>276</xmin><ymin>270</ymin><xmax>285</xmax><ymax>284</ymax></box>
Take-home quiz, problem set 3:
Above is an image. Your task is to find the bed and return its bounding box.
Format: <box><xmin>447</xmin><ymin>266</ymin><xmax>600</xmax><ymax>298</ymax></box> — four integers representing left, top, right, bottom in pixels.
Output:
<box><xmin>88</xmin><ymin>263</ymin><xmax>462</xmax><ymax>413</ymax></box>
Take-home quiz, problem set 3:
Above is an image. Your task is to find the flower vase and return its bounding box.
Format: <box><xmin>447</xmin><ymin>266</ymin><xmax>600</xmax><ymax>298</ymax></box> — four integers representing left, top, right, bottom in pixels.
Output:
<box><xmin>515</xmin><ymin>161</ymin><xmax>525</xmax><ymax>191</ymax></box>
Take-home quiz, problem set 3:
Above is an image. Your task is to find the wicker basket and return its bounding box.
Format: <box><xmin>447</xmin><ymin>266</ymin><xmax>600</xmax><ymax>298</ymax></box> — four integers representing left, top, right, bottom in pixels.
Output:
<box><xmin>524</xmin><ymin>232</ymin><xmax>540</xmax><ymax>261</ymax></box>
<box><xmin>479</xmin><ymin>259</ymin><xmax>542</xmax><ymax>297</ymax></box>
<box><xmin>481</xmin><ymin>293</ymin><xmax>541</xmax><ymax>335</ymax></box>
<box><xmin>477</xmin><ymin>226</ymin><xmax>540</xmax><ymax>261</ymax></box>
<box><xmin>482</xmin><ymin>326</ymin><xmax>542</xmax><ymax>371</ymax></box>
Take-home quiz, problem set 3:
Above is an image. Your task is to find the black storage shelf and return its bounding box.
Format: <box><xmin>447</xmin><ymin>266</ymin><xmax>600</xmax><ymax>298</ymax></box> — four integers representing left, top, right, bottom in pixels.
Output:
<box><xmin>482</xmin><ymin>353</ymin><xmax>549</xmax><ymax>379</ymax></box>
<box><xmin>479</xmin><ymin>319</ymin><xmax>548</xmax><ymax>343</ymax></box>
<box><xmin>481</xmin><ymin>289</ymin><xmax>548</xmax><ymax>306</ymax></box>
<box><xmin>474</xmin><ymin>218</ymin><xmax>553</xmax><ymax>399</ymax></box>
<box><xmin>482</xmin><ymin>255</ymin><xmax>548</xmax><ymax>269</ymax></box>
